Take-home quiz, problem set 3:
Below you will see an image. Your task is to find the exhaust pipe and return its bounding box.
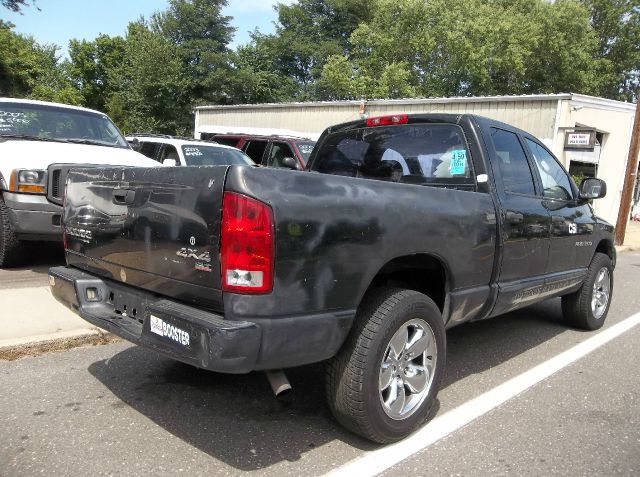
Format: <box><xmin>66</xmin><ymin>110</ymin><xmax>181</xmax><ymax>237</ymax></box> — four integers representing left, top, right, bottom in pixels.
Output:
<box><xmin>265</xmin><ymin>369</ymin><xmax>292</xmax><ymax>397</ymax></box>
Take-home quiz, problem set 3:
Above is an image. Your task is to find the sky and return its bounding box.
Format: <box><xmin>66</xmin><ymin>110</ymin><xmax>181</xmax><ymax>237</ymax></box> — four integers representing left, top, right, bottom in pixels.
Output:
<box><xmin>2</xmin><ymin>0</ymin><xmax>293</xmax><ymax>57</ymax></box>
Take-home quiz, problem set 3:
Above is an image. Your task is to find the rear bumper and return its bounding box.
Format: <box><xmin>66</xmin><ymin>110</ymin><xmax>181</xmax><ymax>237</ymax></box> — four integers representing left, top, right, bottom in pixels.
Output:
<box><xmin>3</xmin><ymin>191</ymin><xmax>62</xmax><ymax>240</ymax></box>
<box><xmin>49</xmin><ymin>266</ymin><xmax>353</xmax><ymax>373</ymax></box>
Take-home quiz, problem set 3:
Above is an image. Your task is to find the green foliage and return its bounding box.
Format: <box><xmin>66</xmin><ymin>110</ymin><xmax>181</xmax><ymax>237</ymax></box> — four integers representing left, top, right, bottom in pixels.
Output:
<box><xmin>1</xmin><ymin>0</ymin><xmax>35</xmax><ymax>13</ymax></box>
<box><xmin>106</xmin><ymin>22</ymin><xmax>191</xmax><ymax>134</ymax></box>
<box><xmin>3</xmin><ymin>0</ymin><xmax>638</xmax><ymax>136</ymax></box>
<box><xmin>581</xmin><ymin>0</ymin><xmax>640</xmax><ymax>102</ymax></box>
<box><xmin>320</xmin><ymin>0</ymin><xmax>607</xmax><ymax>100</ymax></box>
<box><xmin>0</xmin><ymin>21</ymin><xmax>81</xmax><ymax>103</ymax></box>
<box><xmin>67</xmin><ymin>35</ymin><xmax>126</xmax><ymax>112</ymax></box>
<box><xmin>150</xmin><ymin>0</ymin><xmax>234</xmax><ymax>104</ymax></box>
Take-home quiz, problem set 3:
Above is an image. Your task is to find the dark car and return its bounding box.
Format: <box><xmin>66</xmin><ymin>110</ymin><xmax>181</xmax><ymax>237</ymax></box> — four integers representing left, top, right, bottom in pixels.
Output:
<box><xmin>204</xmin><ymin>133</ymin><xmax>315</xmax><ymax>170</ymax></box>
<box><xmin>51</xmin><ymin>113</ymin><xmax>614</xmax><ymax>444</ymax></box>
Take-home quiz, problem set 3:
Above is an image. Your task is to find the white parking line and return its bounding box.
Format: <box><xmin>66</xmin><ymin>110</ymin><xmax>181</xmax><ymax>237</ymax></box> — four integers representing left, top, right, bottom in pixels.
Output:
<box><xmin>325</xmin><ymin>312</ymin><xmax>640</xmax><ymax>477</ymax></box>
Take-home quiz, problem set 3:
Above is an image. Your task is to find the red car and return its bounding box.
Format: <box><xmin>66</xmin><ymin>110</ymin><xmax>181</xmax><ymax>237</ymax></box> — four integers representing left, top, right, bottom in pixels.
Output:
<box><xmin>205</xmin><ymin>134</ymin><xmax>315</xmax><ymax>170</ymax></box>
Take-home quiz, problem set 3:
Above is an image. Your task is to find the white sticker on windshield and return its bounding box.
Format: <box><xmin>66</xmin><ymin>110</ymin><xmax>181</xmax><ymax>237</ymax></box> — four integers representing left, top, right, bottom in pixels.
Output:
<box><xmin>0</xmin><ymin>110</ymin><xmax>30</xmax><ymax>132</ymax></box>
<box><xmin>449</xmin><ymin>150</ymin><xmax>467</xmax><ymax>175</ymax></box>
<box><xmin>184</xmin><ymin>147</ymin><xmax>203</xmax><ymax>156</ymax></box>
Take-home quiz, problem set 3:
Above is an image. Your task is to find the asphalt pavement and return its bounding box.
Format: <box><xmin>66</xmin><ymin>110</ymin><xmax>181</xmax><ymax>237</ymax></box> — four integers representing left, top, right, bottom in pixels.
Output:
<box><xmin>1</xmin><ymin>250</ymin><xmax>639</xmax><ymax>476</ymax></box>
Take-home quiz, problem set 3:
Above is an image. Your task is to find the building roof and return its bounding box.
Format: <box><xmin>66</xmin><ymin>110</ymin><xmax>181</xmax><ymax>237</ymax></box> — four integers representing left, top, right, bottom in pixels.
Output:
<box><xmin>195</xmin><ymin>93</ymin><xmax>636</xmax><ymax>113</ymax></box>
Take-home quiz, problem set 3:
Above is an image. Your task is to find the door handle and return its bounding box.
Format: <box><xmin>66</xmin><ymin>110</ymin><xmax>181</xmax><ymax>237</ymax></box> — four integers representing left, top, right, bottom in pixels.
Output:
<box><xmin>505</xmin><ymin>211</ymin><xmax>524</xmax><ymax>224</ymax></box>
<box><xmin>113</xmin><ymin>189</ymin><xmax>136</xmax><ymax>205</ymax></box>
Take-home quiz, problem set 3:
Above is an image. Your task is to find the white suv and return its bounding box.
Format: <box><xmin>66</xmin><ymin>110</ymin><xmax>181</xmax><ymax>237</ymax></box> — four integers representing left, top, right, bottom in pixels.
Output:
<box><xmin>0</xmin><ymin>98</ymin><xmax>158</xmax><ymax>268</ymax></box>
<box><xmin>126</xmin><ymin>134</ymin><xmax>255</xmax><ymax>167</ymax></box>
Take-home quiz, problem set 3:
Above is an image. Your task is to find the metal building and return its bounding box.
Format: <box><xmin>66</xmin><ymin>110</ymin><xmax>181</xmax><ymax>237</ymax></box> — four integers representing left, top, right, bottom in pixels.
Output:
<box><xmin>195</xmin><ymin>94</ymin><xmax>638</xmax><ymax>227</ymax></box>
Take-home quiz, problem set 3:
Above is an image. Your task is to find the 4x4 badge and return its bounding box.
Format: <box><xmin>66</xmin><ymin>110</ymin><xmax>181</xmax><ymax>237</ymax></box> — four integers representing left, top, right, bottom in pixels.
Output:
<box><xmin>176</xmin><ymin>247</ymin><xmax>211</xmax><ymax>263</ymax></box>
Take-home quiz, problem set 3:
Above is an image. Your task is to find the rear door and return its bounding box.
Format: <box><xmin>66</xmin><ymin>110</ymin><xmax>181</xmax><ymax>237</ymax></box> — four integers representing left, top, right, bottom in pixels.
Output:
<box><xmin>485</xmin><ymin>127</ymin><xmax>551</xmax><ymax>315</ymax></box>
<box><xmin>64</xmin><ymin>166</ymin><xmax>228</xmax><ymax>310</ymax></box>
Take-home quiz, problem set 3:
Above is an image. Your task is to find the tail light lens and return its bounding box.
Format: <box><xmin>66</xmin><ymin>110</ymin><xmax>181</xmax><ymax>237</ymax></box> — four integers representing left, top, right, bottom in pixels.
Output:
<box><xmin>221</xmin><ymin>191</ymin><xmax>274</xmax><ymax>293</ymax></box>
<box><xmin>366</xmin><ymin>114</ymin><xmax>408</xmax><ymax>127</ymax></box>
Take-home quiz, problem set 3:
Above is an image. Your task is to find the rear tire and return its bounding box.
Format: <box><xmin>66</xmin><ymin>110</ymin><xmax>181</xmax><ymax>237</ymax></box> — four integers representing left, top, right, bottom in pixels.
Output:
<box><xmin>561</xmin><ymin>252</ymin><xmax>613</xmax><ymax>330</ymax></box>
<box><xmin>0</xmin><ymin>195</ymin><xmax>23</xmax><ymax>268</ymax></box>
<box><xmin>326</xmin><ymin>287</ymin><xmax>446</xmax><ymax>443</ymax></box>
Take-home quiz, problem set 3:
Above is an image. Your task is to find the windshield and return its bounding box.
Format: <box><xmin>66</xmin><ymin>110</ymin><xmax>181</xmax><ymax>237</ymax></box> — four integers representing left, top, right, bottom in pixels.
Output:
<box><xmin>0</xmin><ymin>102</ymin><xmax>129</xmax><ymax>148</ymax></box>
<box><xmin>294</xmin><ymin>141</ymin><xmax>315</xmax><ymax>165</ymax></box>
<box><xmin>181</xmin><ymin>145</ymin><xmax>255</xmax><ymax>166</ymax></box>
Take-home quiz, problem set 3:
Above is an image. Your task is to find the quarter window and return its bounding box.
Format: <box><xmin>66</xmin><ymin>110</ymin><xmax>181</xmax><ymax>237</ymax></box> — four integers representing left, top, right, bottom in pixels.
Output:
<box><xmin>490</xmin><ymin>128</ymin><xmax>536</xmax><ymax>196</ymax></box>
<box><xmin>525</xmin><ymin>138</ymin><xmax>573</xmax><ymax>201</ymax></box>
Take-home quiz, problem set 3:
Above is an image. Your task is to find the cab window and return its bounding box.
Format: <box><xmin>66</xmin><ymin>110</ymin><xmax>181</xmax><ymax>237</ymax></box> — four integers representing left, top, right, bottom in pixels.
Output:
<box><xmin>525</xmin><ymin>138</ymin><xmax>573</xmax><ymax>201</ymax></box>
<box><xmin>490</xmin><ymin>128</ymin><xmax>536</xmax><ymax>196</ymax></box>
<box><xmin>313</xmin><ymin>124</ymin><xmax>475</xmax><ymax>188</ymax></box>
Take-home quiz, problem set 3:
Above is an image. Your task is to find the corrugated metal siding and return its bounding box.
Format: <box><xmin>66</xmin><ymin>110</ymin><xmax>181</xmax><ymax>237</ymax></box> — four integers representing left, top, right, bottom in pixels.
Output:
<box><xmin>197</xmin><ymin>99</ymin><xmax>559</xmax><ymax>140</ymax></box>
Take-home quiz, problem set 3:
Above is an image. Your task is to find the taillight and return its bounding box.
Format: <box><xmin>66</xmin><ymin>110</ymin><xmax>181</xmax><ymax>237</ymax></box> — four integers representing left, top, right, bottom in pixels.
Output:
<box><xmin>366</xmin><ymin>114</ymin><xmax>408</xmax><ymax>127</ymax></box>
<box><xmin>221</xmin><ymin>191</ymin><xmax>274</xmax><ymax>294</ymax></box>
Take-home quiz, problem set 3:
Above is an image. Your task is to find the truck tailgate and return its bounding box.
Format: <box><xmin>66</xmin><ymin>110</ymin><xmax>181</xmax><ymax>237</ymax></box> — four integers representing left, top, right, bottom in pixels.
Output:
<box><xmin>63</xmin><ymin>166</ymin><xmax>228</xmax><ymax>311</ymax></box>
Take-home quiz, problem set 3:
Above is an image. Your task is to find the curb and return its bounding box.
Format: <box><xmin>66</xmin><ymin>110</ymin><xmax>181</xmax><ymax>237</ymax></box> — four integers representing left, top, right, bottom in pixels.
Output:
<box><xmin>615</xmin><ymin>245</ymin><xmax>640</xmax><ymax>254</ymax></box>
<box><xmin>0</xmin><ymin>330</ymin><xmax>121</xmax><ymax>361</ymax></box>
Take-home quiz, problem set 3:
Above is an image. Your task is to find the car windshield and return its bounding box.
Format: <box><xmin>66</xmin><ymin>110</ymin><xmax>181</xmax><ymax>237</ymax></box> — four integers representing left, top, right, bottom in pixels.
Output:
<box><xmin>0</xmin><ymin>102</ymin><xmax>129</xmax><ymax>148</ymax></box>
<box><xmin>181</xmin><ymin>145</ymin><xmax>255</xmax><ymax>166</ymax></box>
<box><xmin>294</xmin><ymin>141</ymin><xmax>315</xmax><ymax>165</ymax></box>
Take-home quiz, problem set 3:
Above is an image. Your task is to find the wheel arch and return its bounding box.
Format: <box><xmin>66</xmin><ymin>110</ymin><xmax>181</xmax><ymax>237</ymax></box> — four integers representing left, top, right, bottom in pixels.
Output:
<box><xmin>359</xmin><ymin>253</ymin><xmax>451</xmax><ymax>313</ymax></box>
<box><xmin>595</xmin><ymin>239</ymin><xmax>615</xmax><ymax>267</ymax></box>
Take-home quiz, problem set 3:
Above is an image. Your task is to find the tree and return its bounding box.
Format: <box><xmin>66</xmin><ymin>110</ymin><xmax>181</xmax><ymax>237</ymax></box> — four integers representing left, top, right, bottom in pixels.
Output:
<box><xmin>67</xmin><ymin>35</ymin><xmax>126</xmax><ymax>112</ymax></box>
<box><xmin>106</xmin><ymin>22</ymin><xmax>191</xmax><ymax>134</ymax></box>
<box><xmin>321</xmin><ymin>0</ymin><xmax>606</xmax><ymax>100</ymax></box>
<box><xmin>241</xmin><ymin>0</ymin><xmax>373</xmax><ymax>101</ymax></box>
<box><xmin>1</xmin><ymin>0</ymin><xmax>36</xmax><ymax>13</ymax></box>
<box><xmin>0</xmin><ymin>20</ymin><xmax>80</xmax><ymax>103</ymax></box>
<box><xmin>581</xmin><ymin>0</ymin><xmax>640</xmax><ymax>102</ymax></box>
<box><xmin>150</xmin><ymin>0</ymin><xmax>235</xmax><ymax>104</ymax></box>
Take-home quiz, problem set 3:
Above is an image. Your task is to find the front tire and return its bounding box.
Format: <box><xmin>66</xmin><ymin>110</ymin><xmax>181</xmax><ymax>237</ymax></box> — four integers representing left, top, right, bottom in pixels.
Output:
<box><xmin>562</xmin><ymin>252</ymin><xmax>613</xmax><ymax>330</ymax></box>
<box><xmin>0</xmin><ymin>195</ymin><xmax>23</xmax><ymax>268</ymax></box>
<box><xmin>326</xmin><ymin>287</ymin><xmax>446</xmax><ymax>443</ymax></box>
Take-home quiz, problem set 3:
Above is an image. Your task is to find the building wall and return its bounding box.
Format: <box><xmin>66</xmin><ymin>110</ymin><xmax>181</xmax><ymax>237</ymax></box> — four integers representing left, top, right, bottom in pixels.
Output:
<box><xmin>196</xmin><ymin>97</ymin><xmax>560</xmax><ymax>142</ymax></box>
<box><xmin>552</xmin><ymin>97</ymin><xmax>636</xmax><ymax>226</ymax></box>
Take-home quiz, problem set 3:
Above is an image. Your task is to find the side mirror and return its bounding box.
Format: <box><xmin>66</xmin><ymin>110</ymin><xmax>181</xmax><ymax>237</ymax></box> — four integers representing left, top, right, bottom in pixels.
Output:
<box><xmin>281</xmin><ymin>157</ymin><xmax>300</xmax><ymax>170</ymax></box>
<box><xmin>162</xmin><ymin>158</ymin><xmax>177</xmax><ymax>167</ymax></box>
<box><xmin>579</xmin><ymin>178</ymin><xmax>606</xmax><ymax>200</ymax></box>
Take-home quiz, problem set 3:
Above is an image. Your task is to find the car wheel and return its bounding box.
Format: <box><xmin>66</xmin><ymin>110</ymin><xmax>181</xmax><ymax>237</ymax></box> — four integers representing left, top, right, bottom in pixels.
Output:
<box><xmin>561</xmin><ymin>252</ymin><xmax>613</xmax><ymax>330</ymax></box>
<box><xmin>326</xmin><ymin>287</ymin><xmax>446</xmax><ymax>443</ymax></box>
<box><xmin>0</xmin><ymin>194</ymin><xmax>23</xmax><ymax>268</ymax></box>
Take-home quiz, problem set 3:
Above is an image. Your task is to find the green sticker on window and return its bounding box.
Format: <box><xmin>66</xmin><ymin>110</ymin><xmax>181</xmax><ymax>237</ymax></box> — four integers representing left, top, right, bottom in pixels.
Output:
<box><xmin>450</xmin><ymin>150</ymin><xmax>467</xmax><ymax>175</ymax></box>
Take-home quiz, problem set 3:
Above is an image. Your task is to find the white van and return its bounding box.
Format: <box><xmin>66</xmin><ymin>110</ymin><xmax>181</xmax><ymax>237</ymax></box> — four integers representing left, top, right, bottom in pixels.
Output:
<box><xmin>0</xmin><ymin>98</ymin><xmax>158</xmax><ymax>267</ymax></box>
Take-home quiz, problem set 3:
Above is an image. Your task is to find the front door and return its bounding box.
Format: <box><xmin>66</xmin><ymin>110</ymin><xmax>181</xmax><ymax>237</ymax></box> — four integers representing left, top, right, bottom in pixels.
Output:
<box><xmin>486</xmin><ymin>127</ymin><xmax>551</xmax><ymax>316</ymax></box>
<box><xmin>523</xmin><ymin>137</ymin><xmax>594</xmax><ymax>284</ymax></box>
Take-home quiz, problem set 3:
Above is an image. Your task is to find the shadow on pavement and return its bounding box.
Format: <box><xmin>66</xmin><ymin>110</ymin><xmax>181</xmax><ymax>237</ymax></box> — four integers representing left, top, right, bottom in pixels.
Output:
<box><xmin>12</xmin><ymin>242</ymin><xmax>65</xmax><ymax>272</ymax></box>
<box><xmin>88</xmin><ymin>298</ymin><xmax>567</xmax><ymax>471</ymax></box>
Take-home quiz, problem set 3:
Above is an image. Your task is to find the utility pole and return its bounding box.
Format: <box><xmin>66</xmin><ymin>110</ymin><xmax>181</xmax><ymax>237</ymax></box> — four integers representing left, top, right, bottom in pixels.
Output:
<box><xmin>615</xmin><ymin>97</ymin><xmax>640</xmax><ymax>245</ymax></box>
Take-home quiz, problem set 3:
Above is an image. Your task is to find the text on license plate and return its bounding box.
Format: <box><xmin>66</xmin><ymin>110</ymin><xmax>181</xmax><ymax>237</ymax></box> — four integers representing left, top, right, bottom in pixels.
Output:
<box><xmin>149</xmin><ymin>315</ymin><xmax>190</xmax><ymax>347</ymax></box>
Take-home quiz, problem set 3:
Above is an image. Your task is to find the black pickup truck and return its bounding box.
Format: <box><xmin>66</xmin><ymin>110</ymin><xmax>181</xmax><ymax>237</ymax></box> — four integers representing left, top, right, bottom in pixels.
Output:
<box><xmin>50</xmin><ymin>113</ymin><xmax>615</xmax><ymax>443</ymax></box>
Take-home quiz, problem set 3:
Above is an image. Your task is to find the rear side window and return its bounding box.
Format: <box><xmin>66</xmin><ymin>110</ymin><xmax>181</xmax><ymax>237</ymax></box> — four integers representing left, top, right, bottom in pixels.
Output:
<box><xmin>139</xmin><ymin>142</ymin><xmax>160</xmax><ymax>161</ymax></box>
<box><xmin>312</xmin><ymin>124</ymin><xmax>474</xmax><ymax>187</ymax></box>
<box><xmin>244</xmin><ymin>140</ymin><xmax>269</xmax><ymax>164</ymax></box>
<box><xmin>490</xmin><ymin>128</ymin><xmax>536</xmax><ymax>196</ymax></box>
